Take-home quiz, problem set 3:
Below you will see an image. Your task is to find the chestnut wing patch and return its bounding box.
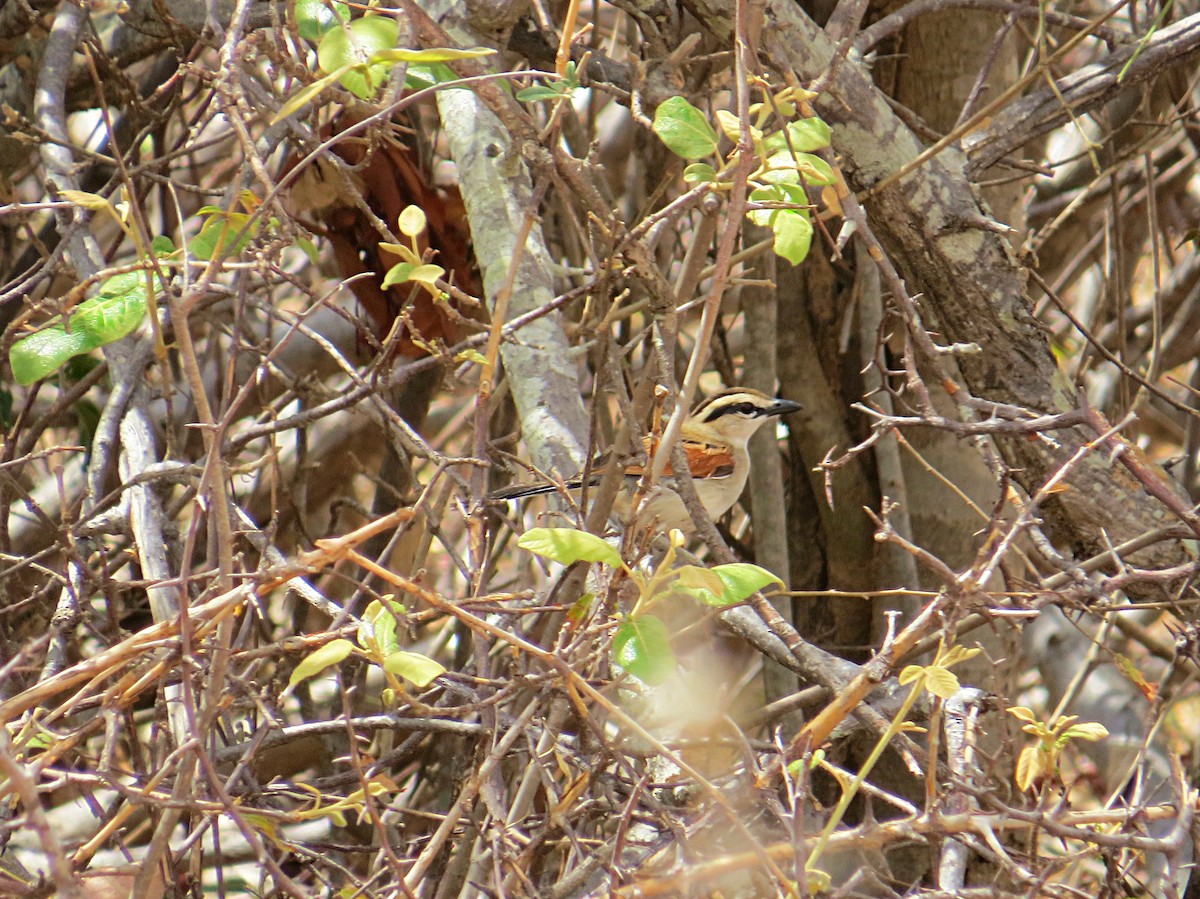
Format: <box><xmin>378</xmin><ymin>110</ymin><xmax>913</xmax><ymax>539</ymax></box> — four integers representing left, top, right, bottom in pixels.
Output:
<box><xmin>632</xmin><ymin>437</ymin><xmax>735</xmax><ymax>479</ymax></box>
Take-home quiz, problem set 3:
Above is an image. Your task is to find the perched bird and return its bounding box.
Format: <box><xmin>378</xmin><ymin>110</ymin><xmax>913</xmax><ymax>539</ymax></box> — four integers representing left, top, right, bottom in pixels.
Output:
<box><xmin>492</xmin><ymin>388</ymin><xmax>802</xmax><ymax>532</ymax></box>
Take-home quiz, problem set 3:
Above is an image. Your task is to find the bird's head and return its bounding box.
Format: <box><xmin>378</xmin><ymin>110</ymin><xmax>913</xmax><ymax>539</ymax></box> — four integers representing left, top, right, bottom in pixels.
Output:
<box><xmin>686</xmin><ymin>388</ymin><xmax>803</xmax><ymax>444</ymax></box>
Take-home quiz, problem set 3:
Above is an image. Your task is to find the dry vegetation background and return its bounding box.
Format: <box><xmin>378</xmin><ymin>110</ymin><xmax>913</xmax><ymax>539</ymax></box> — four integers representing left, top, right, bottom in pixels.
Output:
<box><xmin>1</xmin><ymin>0</ymin><xmax>1200</xmax><ymax>896</ymax></box>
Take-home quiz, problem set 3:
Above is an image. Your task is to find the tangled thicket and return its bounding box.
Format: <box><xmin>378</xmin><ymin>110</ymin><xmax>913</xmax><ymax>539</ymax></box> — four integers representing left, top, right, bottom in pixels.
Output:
<box><xmin>1</xmin><ymin>0</ymin><xmax>1200</xmax><ymax>896</ymax></box>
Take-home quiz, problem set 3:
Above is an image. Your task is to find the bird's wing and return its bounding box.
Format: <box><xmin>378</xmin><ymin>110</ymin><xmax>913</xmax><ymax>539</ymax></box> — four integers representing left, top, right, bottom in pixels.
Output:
<box><xmin>631</xmin><ymin>436</ymin><xmax>735</xmax><ymax>479</ymax></box>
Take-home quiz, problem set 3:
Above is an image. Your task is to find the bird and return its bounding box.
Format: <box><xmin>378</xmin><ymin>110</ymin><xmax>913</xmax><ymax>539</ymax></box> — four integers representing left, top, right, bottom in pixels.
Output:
<box><xmin>491</xmin><ymin>388</ymin><xmax>802</xmax><ymax>532</ymax></box>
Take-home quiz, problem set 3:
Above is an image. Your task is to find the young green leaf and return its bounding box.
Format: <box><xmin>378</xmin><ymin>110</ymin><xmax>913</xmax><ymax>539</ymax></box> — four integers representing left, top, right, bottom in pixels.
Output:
<box><xmin>405</xmin><ymin>264</ymin><xmax>445</xmax><ymax>287</ymax></box>
<box><xmin>455</xmin><ymin>349</ymin><xmax>489</xmax><ymax>365</ymax></box>
<box><xmin>708</xmin><ymin>563</ymin><xmax>784</xmax><ymax>605</ymax></box>
<box><xmin>652</xmin><ymin>96</ymin><xmax>719</xmax><ymax>160</ymax></box>
<box><xmin>771</xmin><ymin>209</ymin><xmax>813</xmax><ymax>265</ymax></box>
<box><xmin>517</xmin><ymin>83</ymin><xmax>569</xmax><ymax>103</ymax></box>
<box><xmin>368</xmin><ymin>47</ymin><xmax>495</xmax><ymax>64</ymax></box>
<box><xmin>10</xmin><ymin>327</ymin><xmax>94</xmax><ymax>386</ymax></box>
<box><xmin>675</xmin><ymin>565</ymin><xmax>725</xmax><ymax>596</ymax></box>
<box><xmin>272</xmin><ymin>66</ymin><xmax>353</xmax><ymax>123</ymax></box>
<box><xmin>406</xmin><ymin>63</ymin><xmax>462</xmax><ymax>90</ymax></box>
<box><xmin>673</xmin><ymin>562</ymin><xmax>784</xmax><ymax>607</ymax></box>
<box><xmin>921</xmin><ymin>665</ymin><xmax>962</xmax><ymax>700</ymax></box>
<box><xmin>294</xmin><ymin>0</ymin><xmax>350</xmax><ymax>41</ymax></box>
<box><xmin>761</xmin><ymin>117</ymin><xmax>832</xmax><ymax>154</ymax></box>
<box><xmin>381</xmin><ymin>262</ymin><xmax>417</xmax><ymax>289</ymax></box>
<box><xmin>191</xmin><ymin>211</ymin><xmax>258</xmax><ymax>261</ymax></box>
<box><xmin>383</xmin><ymin>651</ymin><xmax>446</xmax><ymax>687</ymax></box>
<box><xmin>747</xmin><ymin>184</ymin><xmax>784</xmax><ymax>226</ymax></box>
<box><xmin>287</xmin><ymin>638</ymin><xmax>355</xmax><ymax>689</ymax></box>
<box><xmin>9</xmin><ymin>268</ymin><xmax>161</xmax><ymax>384</ymax></box>
<box><xmin>317</xmin><ymin>16</ymin><xmax>399</xmax><ymax>99</ymax></box>
<box><xmin>794</xmin><ymin>153</ymin><xmax>836</xmax><ymax>186</ymax></box>
<box><xmin>517</xmin><ymin>527</ymin><xmax>623</xmax><ymax>569</ymax></box>
<box><xmin>683</xmin><ymin>162</ymin><xmax>717</xmax><ymax>183</ymax></box>
<box><xmin>613</xmin><ymin>615</ymin><xmax>675</xmax><ymax>685</ymax></box>
<box><xmin>397</xmin><ymin>205</ymin><xmax>427</xmax><ymax>238</ymax></box>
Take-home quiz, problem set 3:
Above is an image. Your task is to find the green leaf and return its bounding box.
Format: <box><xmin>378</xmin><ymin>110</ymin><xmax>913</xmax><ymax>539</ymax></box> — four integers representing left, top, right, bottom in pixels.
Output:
<box><xmin>368</xmin><ymin>46</ymin><xmax>495</xmax><ymax>64</ymax></box>
<box><xmin>518</xmin><ymin>527</ymin><xmax>623</xmax><ymax>569</ymax></box>
<box><xmin>10</xmin><ymin>326</ymin><xmax>95</xmax><ymax>385</ymax></box>
<box><xmin>192</xmin><ymin>211</ymin><xmax>258</xmax><ymax>261</ymax></box>
<box><xmin>287</xmin><ymin>638</ymin><xmax>355</xmax><ymax>689</ymax></box>
<box><xmin>406</xmin><ymin>264</ymin><xmax>445</xmax><ymax>287</ymax></box>
<box><xmin>652</xmin><ymin>96</ymin><xmax>719</xmax><ymax>160</ymax></box>
<box><xmin>1063</xmin><ymin>722</ymin><xmax>1109</xmax><ymax>742</ymax></box>
<box><xmin>361</xmin><ymin>598</ymin><xmax>407</xmax><ymax>656</ymax></box>
<box><xmin>516</xmin><ymin>83</ymin><xmax>568</xmax><ymax>103</ymax></box>
<box><xmin>59</xmin><ymin>189</ymin><xmax>116</xmax><ymax>214</ymax></box>
<box><xmin>674</xmin><ymin>562</ymin><xmax>782</xmax><ymax>607</ymax></box>
<box><xmin>613</xmin><ymin>615</ymin><xmax>675</xmax><ymax>685</ymax></box>
<box><xmin>317</xmin><ymin>16</ymin><xmax>400</xmax><ymax>99</ymax></box>
<box><xmin>10</xmin><ymin>269</ymin><xmax>159</xmax><ymax>384</ymax></box>
<box><xmin>272</xmin><ymin>65</ymin><xmax>352</xmax><ymax>123</ymax></box>
<box><xmin>747</xmin><ymin>184</ymin><xmax>783</xmax><ymax>227</ymax></box>
<box><xmin>295</xmin><ymin>236</ymin><xmax>320</xmax><ymax>263</ymax></box>
<box><xmin>794</xmin><ymin>153</ymin><xmax>835</xmax><ymax>186</ymax></box>
<box><xmin>406</xmin><ymin>63</ymin><xmax>462</xmax><ymax>90</ymax></box>
<box><xmin>383</xmin><ymin>651</ymin><xmax>446</xmax><ymax>687</ymax></box>
<box><xmin>150</xmin><ymin>234</ymin><xmax>176</xmax><ymax>256</ymax></box>
<box><xmin>294</xmin><ymin>0</ymin><xmax>350</xmax><ymax>41</ymax></box>
<box><xmin>763</xmin><ymin>117</ymin><xmax>832</xmax><ymax>154</ymax></box>
<box><xmin>708</xmin><ymin>563</ymin><xmax>784</xmax><ymax>605</ymax></box>
<box><xmin>381</xmin><ymin>262</ymin><xmax>417</xmax><ymax>289</ymax></box>
<box><xmin>772</xmin><ymin>209</ymin><xmax>813</xmax><ymax>265</ymax></box>
<box><xmin>683</xmin><ymin>162</ymin><xmax>717</xmax><ymax>183</ymax></box>
<box><xmin>455</xmin><ymin>349</ymin><xmax>488</xmax><ymax>365</ymax></box>
<box><xmin>675</xmin><ymin>565</ymin><xmax>725</xmax><ymax>596</ymax></box>
<box><xmin>922</xmin><ymin>665</ymin><xmax>961</xmax><ymax>699</ymax></box>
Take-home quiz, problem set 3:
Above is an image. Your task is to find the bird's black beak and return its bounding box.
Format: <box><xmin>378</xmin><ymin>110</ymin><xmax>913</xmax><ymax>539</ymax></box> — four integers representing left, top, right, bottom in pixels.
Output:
<box><xmin>766</xmin><ymin>398</ymin><xmax>803</xmax><ymax>417</ymax></box>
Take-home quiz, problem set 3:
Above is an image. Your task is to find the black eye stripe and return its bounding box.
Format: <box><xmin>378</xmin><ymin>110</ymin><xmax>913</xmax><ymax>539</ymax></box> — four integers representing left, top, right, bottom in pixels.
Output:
<box><xmin>702</xmin><ymin>401</ymin><xmax>761</xmax><ymax>421</ymax></box>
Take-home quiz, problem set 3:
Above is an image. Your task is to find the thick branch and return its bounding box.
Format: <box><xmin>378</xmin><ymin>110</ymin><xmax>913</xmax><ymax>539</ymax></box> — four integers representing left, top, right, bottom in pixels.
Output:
<box><xmin>683</xmin><ymin>0</ymin><xmax>1193</xmax><ymax>582</ymax></box>
<box><xmin>964</xmin><ymin>12</ymin><xmax>1200</xmax><ymax>177</ymax></box>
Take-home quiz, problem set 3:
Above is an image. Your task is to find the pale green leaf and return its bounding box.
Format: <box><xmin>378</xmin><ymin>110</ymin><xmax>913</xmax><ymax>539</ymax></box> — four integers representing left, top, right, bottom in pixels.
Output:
<box><xmin>272</xmin><ymin>66</ymin><xmax>351</xmax><ymax>123</ymax></box>
<box><xmin>652</xmin><ymin>96</ymin><xmax>719</xmax><ymax>160</ymax></box>
<box><xmin>1015</xmin><ymin>744</ymin><xmax>1044</xmax><ymax>792</ymax></box>
<box><xmin>397</xmin><ymin>205</ymin><xmax>427</xmax><ymax>237</ymax></box>
<box><xmin>795</xmin><ymin>153</ymin><xmax>836</xmax><ymax>186</ymax></box>
<box><xmin>517</xmin><ymin>83</ymin><xmax>568</xmax><ymax>103</ymax></box>
<box><xmin>518</xmin><ymin>527</ymin><xmax>623</xmax><ymax>568</ymax></box>
<box><xmin>406</xmin><ymin>264</ymin><xmax>445</xmax><ymax>287</ymax></box>
<box><xmin>706</xmin><ymin>563</ymin><xmax>784</xmax><ymax>606</ymax></box>
<box><xmin>772</xmin><ymin>209</ymin><xmax>813</xmax><ymax>265</ymax></box>
<box><xmin>1063</xmin><ymin>722</ymin><xmax>1109</xmax><ymax>742</ymax></box>
<box><xmin>59</xmin><ymin>189</ymin><xmax>115</xmax><ymax>214</ymax></box>
<box><xmin>1007</xmin><ymin>705</ymin><xmax>1038</xmax><ymax>723</ymax></box>
<box><xmin>922</xmin><ymin>665</ymin><xmax>961</xmax><ymax>700</ymax></box>
<box><xmin>294</xmin><ymin>0</ymin><xmax>350</xmax><ymax>40</ymax></box>
<box><xmin>368</xmin><ymin>46</ymin><xmax>495</xmax><ymax>64</ymax></box>
<box><xmin>675</xmin><ymin>565</ymin><xmax>725</xmax><ymax>596</ymax></box>
<box><xmin>383</xmin><ymin>651</ymin><xmax>446</xmax><ymax>687</ymax></box>
<box><xmin>317</xmin><ymin>17</ymin><xmax>399</xmax><ymax>99</ymax></box>
<box><xmin>683</xmin><ymin>162</ymin><xmax>717</xmax><ymax>183</ymax></box>
<box><xmin>381</xmin><ymin>262</ymin><xmax>415</xmax><ymax>289</ymax></box>
<box><xmin>287</xmin><ymin>639</ymin><xmax>355</xmax><ymax>689</ymax></box>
